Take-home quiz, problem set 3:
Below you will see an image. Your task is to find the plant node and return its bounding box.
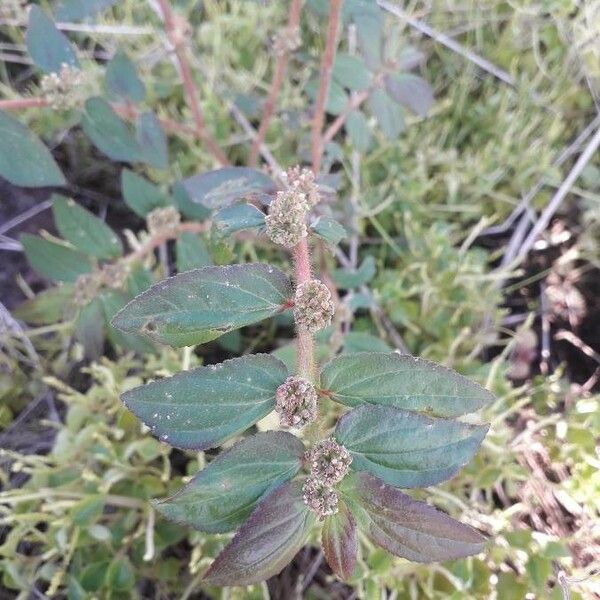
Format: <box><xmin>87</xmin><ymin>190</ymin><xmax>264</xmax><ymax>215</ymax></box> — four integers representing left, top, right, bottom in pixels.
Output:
<box><xmin>265</xmin><ymin>189</ymin><xmax>309</xmax><ymax>248</ymax></box>
<box><xmin>273</xmin><ymin>26</ymin><xmax>302</xmax><ymax>57</ymax></box>
<box><xmin>146</xmin><ymin>206</ymin><xmax>181</xmax><ymax>236</ymax></box>
<box><xmin>40</xmin><ymin>64</ymin><xmax>86</xmax><ymax>110</ymax></box>
<box><xmin>285</xmin><ymin>166</ymin><xmax>321</xmax><ymax>207</ymax></box>
<box><xmin>73</xmin><ymin>273</ymin><xmax>100</xmax><ymax>307</ymax></box>
<box><xmin>100</xmin><ymin>262</ymin><xmax>129</xmax><ymax>289</ymax></box>
<box><xmin>294</xmin><ymin>280</ymin><xmax>334</xmax><ymax>333</ymax></box>
<box><xmin>305</xmin><ymin>437</ymin><xmax>352</xmax><ymax>485</ymax></box>
<box><xmin>302</xmin><ymin>476</ymin><xmax>338</xmax><ymax>520</ymax></box>
<box><xmin>275</xmin><ymin>376</ymin><xmax>318</xmax><ymax>428</ymax></box>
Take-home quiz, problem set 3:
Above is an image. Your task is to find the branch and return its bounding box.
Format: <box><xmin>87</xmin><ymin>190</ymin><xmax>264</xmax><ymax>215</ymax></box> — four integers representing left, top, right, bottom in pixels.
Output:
<box><xmin>293</xmin><ymin>237</ymin><xmax>315</xmax><ymax>379</ymax></box>
<box><xmin>249</xmin><ymin>0</ymin><xmax>303</xmax><ymax>167</ymax></box>
<box><xmin>155</xmin><ymin>0</ymin><xmax>228</xmax><ymax>166</ymax></box>
<box><xmin>310</xmin><ymin>0</ymin><xmax>343</xmax><ymax>173</ymax></box>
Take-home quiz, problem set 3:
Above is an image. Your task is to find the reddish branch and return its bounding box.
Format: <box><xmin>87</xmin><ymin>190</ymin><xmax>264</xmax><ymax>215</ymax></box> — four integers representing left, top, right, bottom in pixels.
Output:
<box><xmin>310</xmin><ymin>0</ymin><xmax>343</xmax><ymax>174</ymax></box>
<box><xmin>293</xmin><ymin>236</ymin><xmax>314</xmax><ymax>379</ymax></box>
<box><xmin>249</xmin><ymin>0</ymin><xmax>303</xmax><ymax>167</ymax></box>
<box><xmin>155</xmin><ymin>0</ymin><xmax>228</xmax><ymax>166</ymax></box>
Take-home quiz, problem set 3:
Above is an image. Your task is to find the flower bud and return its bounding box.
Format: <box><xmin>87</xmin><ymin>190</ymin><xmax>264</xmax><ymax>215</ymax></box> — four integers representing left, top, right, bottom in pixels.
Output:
<box><xmin>40</xmin><ymin>63</ymin><xmax>86</xmax><ymax>110</ymax></box>
<box><xmin>275</xmin><ymin>376</ymin><xmax>318</xmax><ymax>428</ymax></box>
<box><xmin>293</xmin><ymin>280</ymin><xmax>334</xmax><ymax>333</ymax></box>
<box><xmin>146</xmin><ymin>206</ymin><xmax>181</xmax><ymax>236</ymax></box>
<box><xmin>302</xmin><ymin>476</ymin><xmax>338</xmax><ymax>520</ymax></box>
<box><xmin>265</xmin><ymin>189</ymin><xmax>308</xmax><ymax>248</ymax></box>
<box><xmin>73</xmin><ymin>273</ymin><xmax>100</xmax><ymax>307</ymax></box>
<box><xmin>305</xmin><ymin>437</ymin><xmax>352</xmax><ymax>485</ymax></box>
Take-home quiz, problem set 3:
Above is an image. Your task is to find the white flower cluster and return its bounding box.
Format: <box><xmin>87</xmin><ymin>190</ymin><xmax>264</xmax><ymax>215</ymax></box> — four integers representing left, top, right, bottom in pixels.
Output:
<box><xmin>40</xmin><ymin>64</ymin><xmax>85</xmax><ymax>110</ymax></box>
<box><xmin>293</xmin><ymin>279</ymin><xmax>334</xmax><ymax>333</ymax></box>
<box><xmin>274</xmin><ymin>376</ymin><xmax>318</xmax><ymax>428</ymax></box>
<box><xmin>302</xmin><ymin>476</ymin><xmax>339</xmax><ymax>520</ymax></box>
<box><xmin>146</xmin><ymin>207</ymin><xmax>181</xmax><ymax>236</ymax></box>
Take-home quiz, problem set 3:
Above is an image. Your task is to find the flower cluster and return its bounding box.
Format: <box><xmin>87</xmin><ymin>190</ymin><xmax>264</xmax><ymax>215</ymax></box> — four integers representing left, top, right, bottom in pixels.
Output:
<box><xmin>40</xmin><ymin>64</ymin><xmax>86</xmax><ymax>110</ymax></box>
<box><xmin>273</xmin><ymin>26</ymin><xmax>302</xmax><ymax>56</ymax></box>
<box><xmin>302</xmin><ymin>477</ymin><xmax>339</xmax><ymax>520</ymax></box>
<box><xmin>275</xmin><ymin>376</ymin><xmax>318</xmax><ymax>428</ymax></box>
<box><xmin>265</xmin><ymin>189</ymin><xmax>309</xmax><ymax>248</ymax></box>
<box><xmin>293</xmin><ymin>280</ymin><xmax>334</xmax><ymax>333</ymax></box>
<box><xmin>146</xmin><ymin>206</ymin><xmax>181</xmax><ymax>236</ymax></box>
<box><xmin>305</xmin><ymin>437</ymin><xmax>352</xmax><ymax>485</ymax></box>
<box><xmin>100</xmin><ymin>262</ymin><xmax>129</xmax><ymax>289</ymax></box>
<box><xmin>285</xmin><ymin>166</ymin><xmax>321</xmax><ymax>208</ymax></box>
<box><xmin>72</xmin><ymin>273</ymin><xmax>100</xmax><ymax>307</ymax></box>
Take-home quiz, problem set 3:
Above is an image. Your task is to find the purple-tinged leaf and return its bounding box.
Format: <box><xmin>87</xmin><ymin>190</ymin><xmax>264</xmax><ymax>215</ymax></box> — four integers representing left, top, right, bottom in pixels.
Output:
<box><xmin>335</xmin><ymin>405</ymin><xmax>488</xmax><ymax>487</ymax></box>
<box><xmin>322</xmin><ymin>501</ymin><xmax>357</xmax><ymax>580</ymax></box>
<box><xmin>204</xmin><ymin>480</ymin><xmax>315</xmax><ymax>586</ymax></box>
<box><xmin>340</xmin><ymin>472</ymin><xmax>486</xmax><ymax>562</ymax></box>
<box><xmin>384</xmin><ymin>73</ymin><xmax>434</xmax><ymax>117</ymax></box>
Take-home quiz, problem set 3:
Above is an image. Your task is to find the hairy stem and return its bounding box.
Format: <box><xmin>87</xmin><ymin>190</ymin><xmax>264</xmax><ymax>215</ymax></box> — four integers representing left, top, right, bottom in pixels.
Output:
<box><xmin>310</xmin><ymin>0</ymin><xmax>343</xmax><ymax>173</ymax></box>
<box><xmin>155</xmin><ymin>0</ymin><xmax>228</xmax><ymax>166</ymax></box>
<box><xmin>249</xmin><ymin>0</ymin><xmax>303</xmax><ymax>167</ymax></box>
<box><xmin>293</xmin><ymin>237</ymin><xmax>314</xmax><ymax>380</ymax></box>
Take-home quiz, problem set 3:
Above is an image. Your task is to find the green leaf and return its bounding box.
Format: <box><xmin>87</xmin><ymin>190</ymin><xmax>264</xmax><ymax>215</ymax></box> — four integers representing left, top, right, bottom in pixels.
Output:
<box><xmin>331</xmin><ymin>255</ymin><xmax>376</xmax><ymax>289</ymax></box>
<box><xmin>204</xmin><ymin>480</ymin><xmax>315</xmax><ymax>586</ymax></box>
<box><xmin>322</xmin><ymin>501</ymin><xmax>357</xmax><ymax>580</ymax></box>
<box><xmin>82</xmin><ymin>97</ymin><xmax>142</xmax><ymax>162</ymax></box>
<box><xmin>320</xmin><ymin>352</ymin><xmax>495</xmax><ymax>417</ymax></box>
<box><xmin>136</xmin><ymin>111</ymin><xmax>168</xmax><ymax>169</ymax></box>
<box><xmin>100</xmin><ymin>290</ymin><xmax>155</xmax><ymax>354</ymax></box>
<box><xmin>368</xmin><ymin>88</ymin><xmax>405</xmax><ymax>140</ymax></box>
<box><xmin>384</xmin><ymin>73</ymin><xmax>434</xmax><ymax>117</ymax></box>
<box><xmin>106</xmin><ymin>558</ymin><xmax>135</xmax><ymax>591</ymax></box>
<box><xmin>0</xmin><ymin>111</ymin><xmax>65</xmax><ymax>187</ymax></box>
<box><xmin>173</xmin><ymin>180</ymin><xmax>211</xmax><ymax>220</ymax></box>
<box><xmin>333</xmin><ymin>54</ymin><xmax>371</xmax><ymax>91</ymax></box>
<box><xmin>154</xmin><ymin>431</ymin><xmax>304</xmax><ymax>532</ymax></box>
<box><xmin>354</xmin><ymin>10</ymin><xmax>383</xmax><ymax>69</ymax></box>
<box><xmin>213</xmin><ymin>203</ymin><xmax>265</xmax><ymax>236</ymax></box>
<box><xmin>105</xmin><ymin>51</ymin><xmax>145</xmax><ymax>103</ymax></box>
<box><xmin>56</xmin><ymin>0</ymin><xmax>118</xmax><ymax>21</ymax></box>
<box><xmin>79</xmin><ymin>561</ymin><xmax>108</xmax><ymax>592</ymax></box>
<box><xmin>75</xmin><ymin>298</ymin><xmax>104</xmax><ymax>359</ymax></box>
<box><xmin>181</xmin><ymin>167</ymin><xmax>277</xmax><ymax>211</ymax></box>
<box><xmin>121</xmin><ymin>354</ymin><xmax>288</xmax><ymax>450</ymax></box>
<box><xmin>176</xmin><ymin>232</ymin><xmax>213</xmax><ymax>272</ymax></box>
<box><xmin>13</xmin><ymin>285</ymin><xmax>74</xmax><ymax>325</ymax></box>
<box><xmin>21</xmin><ymin>234</ymin><xmax>92</xmax><ymax>282</ymax></box>
<box><xmin>127</xmin><ymin>265</ymin><xmax>154</xmax><ymax>297</ymax></box>
<box><xmin>112</xmin><ymin>263</ymin><xmax>292</xmax><ymax>347</ymax></box>
<box><xmin>121</xmin><ymin>169</ymin><xmax>170</xmax><ymax>217</ymax></box>
<box><xmin>70</xmin><ymin>495</ymin><xmax>105</xmax><ymax>526</ymax></box>
<box><xmin>26</xmin><ymin>6</ymin><xmax>79</xmax><ymax>73</ymax></box>
<box><xmin>52</xmin><ymin>194</ymin><xmax>122</xmax><ymax>259</ymax></box>
<box><xmin>345</xmin><ymin>110</ymin><xmax>372</xmax><ymax>152</ymax></box>
<box><xmin>310</xmin><ymin>216</ymin><xmax>347</xmax><ymax>246</ymax></box>
<box><xmin>342</xmin><ymin>332</ymin><xmax>392</xmax><ymax>354</ymax></box>
<box><xmin>335</xmin><ymin>405</ymin><xmax>488</xmax><ymax>487</ymax></box>
<box><xmin>305</xmin><ymin>78</ymin><xmax>348</xmax><ymax>115</ymax></box>
<box><xmin>340</xmin><ymin>472</ymin><xmax>486</xmax><ymax>562</ymax></box>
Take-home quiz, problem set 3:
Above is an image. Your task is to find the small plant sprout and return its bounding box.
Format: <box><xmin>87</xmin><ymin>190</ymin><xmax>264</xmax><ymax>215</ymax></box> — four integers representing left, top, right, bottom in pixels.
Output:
<box><xmin>108</xmin><ymin>164</ymin><xmax>493</xmax><ymax>585</ymax></box>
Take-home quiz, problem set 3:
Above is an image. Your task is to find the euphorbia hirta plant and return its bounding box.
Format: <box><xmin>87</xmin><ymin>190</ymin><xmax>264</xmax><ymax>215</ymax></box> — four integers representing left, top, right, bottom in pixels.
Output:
<box><xmin>112</xmin><ymin>166</ymin><xmax>493</xmax><ymax>586</ymax></box>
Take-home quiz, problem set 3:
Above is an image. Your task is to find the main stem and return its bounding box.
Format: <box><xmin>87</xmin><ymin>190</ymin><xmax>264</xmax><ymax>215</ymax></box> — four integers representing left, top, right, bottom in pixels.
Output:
<box><xmin>293</xmin><ymin>237</ymin><xmax>314</xmax><ymax>380</ymax></box>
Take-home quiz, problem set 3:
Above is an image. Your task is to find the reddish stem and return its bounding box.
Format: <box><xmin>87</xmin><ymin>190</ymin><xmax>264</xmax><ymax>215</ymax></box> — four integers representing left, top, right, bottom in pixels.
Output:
<box><xmin>0</xmin><ymin>98</ymin><xmax>49</xmax><ymax>109</ymax></box>
<box><xmin>293</xmin><ymin>236</ymin><xmax>314</xmax><ymax>380</ymax></box>
<box><xmin>249</xmin><ymin>0</ymin><xmax>303</xmax><ymax>167</ymax></box>
<box><xmin>310</xmin><ymin>0</ymin><xmax>343</xmax><ymax>174</ymax></box>
<box><xmin>156</xmin><ymin>0</ymin><xmax>228</xmax><ymax>166</ymax></box>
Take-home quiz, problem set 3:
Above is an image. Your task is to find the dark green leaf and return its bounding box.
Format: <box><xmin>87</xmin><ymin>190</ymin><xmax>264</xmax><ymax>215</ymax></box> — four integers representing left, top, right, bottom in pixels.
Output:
<box><xmin>105</xmin><ymin>51</ymin><xmax>145</xmax><ymax>103</ymax></box>
<box><xmin>335</xmin><ymin>405</ymin><xmax>488</xmax><ymax>487</ymax></box>
<box><xmin>106</xmin><ymin>558</ymin><xmax>135</xmax><ymax>591</ymax></box>
<box><xmin>204</xmin><ymin>481</ymin><xmax>315</xmax><ymax>586</ymax></box>
<box><xmin>70</xmin><ymin>495</ymin><xmax>105</xmax><ymax>526</ymax></box>
<box><xmin>79</xmin><ymin>562</ymin><xmax>108</xmax><ymax>592</ymax></box>
<box><xmin>181</xmin><ymin>167</ymin><xmax>277</xmax><ymax>211</ymax></box>
<box><xmin>173</xmin><ymin>180</ymin><xmax>211</xmax><ymax>220</ymax></box>
<box><xmin>75</xmin><ymin>298</ymin><xmax>105</xmax><ymax>359</ymax></box>
<box><xmin>82</xmin><ymin>97</ymin><xmax>142</xmax><ymax>162</ymax></box>
<box><xmin>127</xmin><ymin>265</ymin><xmax>154</xmax><ymax>296</ymax></box>
<box><xmin>333</xmin><ymin>54</ymin><xmax>371</xmax><ymax>91</ymax></box>
<box><xmin>56</xmin><ymin>0</ymin><xmax>118</xmax><ymax>21</ymax></box>
<box><xmin>384</xmin><ymin>73</ymin><xmax>434</xmax><ymax>117</ymax></box>
<box><xmin>13</xmin><ymin>285</ymin><xmax>74</xmax><ymax>325</ymax></box>
<box><xmin>100</xmin><ymin>290</ymin><xmax>155</xmax><ymax>354</ymax></box>
<box><xmin>340</xmin><ymin>472</ymin><xmax>486</xmax><ymax>562</ymax></box>
<box><xmin>121</xmin><ymin>169</ymin><xmax>170</xmax><ymax>217</ymax></box>
<box><xmin>310</xmin><ymin>216</ymin><xmax>347</xmax><ymax>246</ymax></box>
<box><xmin>322</xmin><ymin>501</ymin><xmax>357</xmax><ymax>580</ymax></box>
<box><xmin>26</xmin><ymin>6</ymin><xmax>79</xmax><ymax>73</ymax></box>
<box><xmin>122</xmin><ymin>354</ymin><xmax>288</xmax><ymax>450</ymax></box>
<box><xmin>306</xmin><ymin>78</ymin><xmax>348</xmax><ymax>115</ymax></box>
<box><xmin>52</xmin><ymin>194</ymin><xmax>122</xmax><ymax>259</ymax></box>
<box><xmin>342</xmin><ymin>332</ymin><xmax>391</xmax><ymax>354</ymax></box>
<box><xmin>320</xmin><ymin>352</ymin><xmax>496</xmax><ymax>417</ymax></box>
<box><xmin>136</xmin><ymin>111</ymin><xmax>168</xmax><ymax>169</ymax></box>
<box><xmin>176</xmin><ymin>232</ymin><xmax>213</xmax><ymax>272</ymax></box>
<box><xmin>154</xmin><ymin>431</ymin><xmax>304</xmax><ymax>532</ymax></box>
<box><xmin>21</xmin><ymin>234</ymin><xmax>92</xmax><ymax>282</ymax></box>
<box><xmin>345</xmin><ymin>110</ymin><xmax>372</xmax><ymax>152</ymax></box>
<box><xmin>368</xmin><ymin>88</ymin><xmax>405</xmax><ymax>139</ymax></box>
<box><xmin>331</xmin><ymin>255</ymin><xmax>376</xmax><ymax>289</ymax></box>
<box><xmin>0</xmin><ymin>111</ymin><xmax>65</xmax><ymax>187</ymax></box>
<box><xmin>112</xmin><ymin>263</ymin><xmax>292</xmax><ymax>347</ymax></box>
<box><xmin>213</xmin><ymin>203</ymin><xmax>265</xmax><ymax>236</ymax></box>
